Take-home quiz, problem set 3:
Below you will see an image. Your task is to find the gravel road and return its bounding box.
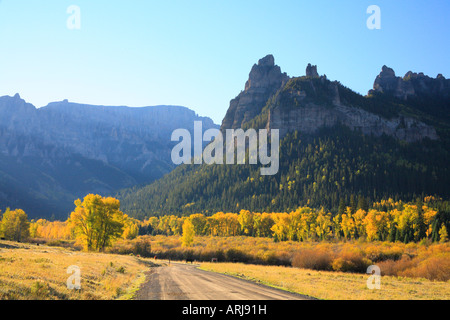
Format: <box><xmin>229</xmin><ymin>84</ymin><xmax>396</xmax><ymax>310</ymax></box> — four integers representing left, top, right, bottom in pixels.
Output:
<box><xmin>135</xmin><ymin>262</ymin><xmax>310</xmax><ymax>300</ymax></box>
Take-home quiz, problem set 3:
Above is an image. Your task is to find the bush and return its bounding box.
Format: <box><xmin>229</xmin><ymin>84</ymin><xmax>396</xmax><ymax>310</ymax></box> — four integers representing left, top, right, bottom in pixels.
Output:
<box><xmin>107</xmin><ymin>237</ymin><xmax>152</xmax><ymax>257</ymax></box>
<box><xmin>225</xmin><ymin>248</ymin><xmax>250</xmax><ymax>263</ymax></box>
<box><xmin>377</xmin><ymin>254</ymin><xmax>416</xmax><ymax>276</ymax></box>
<box><xmin>134</xmin><ymin>238</ymin><xmax>152</xmax><ymax>257</ymax></box>
<box><xmin>400</xmin><ymin>254</ymin><xmax>450</xmax><ymax>281</ymax></box>
<box><xmin>198</xmin><ymin>249</ymin><xmax>217</xmax><ymax>262</ymax></box>
<box><xmin>116</xmin><ymin>266</ymin><xmax>126</xmax><ymax>274</ymax></box>
<box><xmin>365</xmin><ymin>245</ymin><xmax>403</xmax><ymax>262</ymax></box>
<box><xmin>332</xmin><ymin>249</ymin><xmax>372</xmax><ymax>273</ymax></box>
<box><xmin>46</xmin><ymin>240</ymin><xmax>80</xmax><ymax>250</ymax></box>
<box><xmin>292</xmin><ymin>248</ymin><xmax>333</xmax><ymax>271</ymax></box>
<box><xmin>30</xmin><ymin>281</ymin><xmax>51</xmax><ymax>299</ymax></box>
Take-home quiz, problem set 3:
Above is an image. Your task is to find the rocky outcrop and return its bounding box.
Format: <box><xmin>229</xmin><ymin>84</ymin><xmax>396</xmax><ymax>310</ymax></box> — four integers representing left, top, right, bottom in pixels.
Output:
<box><xmin>371</xmin><ymin>65</ymin><xmax>450</xmax><ymax>100</ymax></box>
<box><xmin>221</xmin><ymin>54</ymin><xmax>289</xmax><ymax>129</ymax></box>
<box><xmin>306</xmin><ymin>63</ymin><xmax>319</xmax><ymax>78</ymax></box>
<box><xmin>221</xmin><ymin>56</ymin><xmax>440</xmax><ymax>142</ymax></box>
<box><xmin>264</xmin><ymin>64</ymin><xmax>439</xmax><ymax>142</ymax></box>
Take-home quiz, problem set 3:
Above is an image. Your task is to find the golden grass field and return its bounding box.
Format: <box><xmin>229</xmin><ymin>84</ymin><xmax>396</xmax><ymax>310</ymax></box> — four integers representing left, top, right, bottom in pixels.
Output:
<box><xmin>0</xmin><ymin>240</ymin><xmax>152</xmax><ymax>300</ymax></box>
<box><xmin>200</xmin><ymin>262</ymin><xmax>450</xmax><ymax>300</ymax></box>
<box><xmin>1</xmin><ymin>238</ymin><xmax>449</xmax><ymax>300</ymax></box>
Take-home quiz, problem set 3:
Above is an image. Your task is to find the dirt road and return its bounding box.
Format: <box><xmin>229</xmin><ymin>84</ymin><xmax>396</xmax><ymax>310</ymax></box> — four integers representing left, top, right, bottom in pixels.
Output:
<box><xmin>135</xmin><ymin>262</ymin><xmax>309</xmax><ymax>300</ymax></box>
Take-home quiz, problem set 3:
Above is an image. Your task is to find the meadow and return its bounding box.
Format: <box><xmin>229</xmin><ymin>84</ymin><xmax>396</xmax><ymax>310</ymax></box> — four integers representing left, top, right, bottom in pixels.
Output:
<box><xmin>200</xmin><ymin>262</ymin><xmax>450</xmax><ymax>300</ymax></box>
<box><xmin>1</xmin><ymin>236</ymin><xmax>449</xmax><ymax>300</ymax></box>
<box><xmin>0</xmin><ymin>240</ymin><xmax>152</xmax><ymax>300</ymax></box>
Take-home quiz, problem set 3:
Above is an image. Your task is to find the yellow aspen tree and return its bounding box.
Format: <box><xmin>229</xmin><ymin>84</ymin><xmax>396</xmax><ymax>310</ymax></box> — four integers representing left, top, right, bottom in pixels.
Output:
<box><xmin>439</xmin><ymin>224</ymin><xmax>448</xmax><ymax>243</ymax></box>
<box><xmin>181</xmin><ymin>218</ymin><xmax>195</xmax><ymax>247</ymax></box>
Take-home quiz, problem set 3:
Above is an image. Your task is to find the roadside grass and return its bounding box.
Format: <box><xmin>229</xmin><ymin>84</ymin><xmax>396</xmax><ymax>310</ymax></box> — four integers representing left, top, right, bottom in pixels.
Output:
<box><xmin>200</xmin><ymin>262</ymin><xmax>450</xmax><ymax>300</ymax></box>
<box><xmin>0</xmin><ymin>240</ymin><xmax>153</xmax><ymax>300</ymax></box>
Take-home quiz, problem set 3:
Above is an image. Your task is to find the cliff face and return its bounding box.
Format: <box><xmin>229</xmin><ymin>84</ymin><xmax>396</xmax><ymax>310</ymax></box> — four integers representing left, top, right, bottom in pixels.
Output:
<box><xmin>268</xmin><ymin>100</ymin><xmax>438</xmax><ymax>142</ymax></box>
<box><xmin>0</xmin><ymin>96</ymin><xmax>218</xmax><ymax>217</ymax></box>
<box><xmin>266</xmin><ymin>66</ymin><xmax>438</xmax><ymax>142</ymax></box>
<box><xmin>0</xmin><ymin>97</ymin><xmax>217</xmax><ymax>173</ymax></box>
<box><xmin>221</xmin><ymin>56</ymin><xmax>441</xmax><ymax>143</ymax></box>
<box><xmin>221</xmin><ymin>55</ymin><xmax>289</xmax><ymax>129</ymax></box>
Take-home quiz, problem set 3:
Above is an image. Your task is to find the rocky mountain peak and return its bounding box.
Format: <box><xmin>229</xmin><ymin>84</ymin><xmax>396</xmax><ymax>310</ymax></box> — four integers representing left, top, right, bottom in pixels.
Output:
<box><xmin>381</xmin><ymin>65</ymin><xmax>396</xmax><ymax>77</ymax></box>
<box><xmin>222</xmin><ymin>55</ymin><xmax>289</xmax><ymax>129</ymax></box>
<box><xmin>372</xmin><ymin>65</ymin><xmax>400</xmax><ymax>95</ymax></box>
<box><xmin>244</xmin><ymin>54</ymin><xmax>289</xmax><ymax>91</ymax></box>
<box><xmin>0</xmin><ymin>94</ymin><xmax>36</xmax><ymax>118</ymax></box>
<box><xmin>371</xmin><ymin>65</ymin><xmax>450</xmax><ymax>100</ymax></box>
<box><xmin>306</xmin><ymin>63</ymin><xmax>319</xmax><ymax>78</ymax></box>
<box><xmin>258</xmin><ymin>54</ymin><xmax>275</xmax><ymax>67</ymax></box>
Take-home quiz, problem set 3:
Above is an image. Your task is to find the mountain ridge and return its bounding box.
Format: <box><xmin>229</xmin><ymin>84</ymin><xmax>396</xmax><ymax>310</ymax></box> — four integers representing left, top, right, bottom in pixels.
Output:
<box><xmin>228</xmin><ymin>55</ymin><xmax>447</xmax><ymax>142</ymax></box>
<box><xmin>118</xmin><ymin>55</ymin><xmax>450</xmax><ymax>219</ymax></box>
<box><xmin>0</xmin><ymin>96</ymin><xmax>218</xmax><ymax>218</ymax></box>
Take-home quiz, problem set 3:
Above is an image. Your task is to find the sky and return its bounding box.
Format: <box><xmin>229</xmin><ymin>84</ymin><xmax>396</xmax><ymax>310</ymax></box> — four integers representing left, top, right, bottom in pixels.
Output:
<box><xmin>0</xmin><ymin>0</ymin><xmax>449</xmax><ymax>124</ymax></box>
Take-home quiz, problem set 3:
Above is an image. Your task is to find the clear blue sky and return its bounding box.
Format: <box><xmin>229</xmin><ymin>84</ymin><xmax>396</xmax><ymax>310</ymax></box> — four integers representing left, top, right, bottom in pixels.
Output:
<box><xmin>0</xmin><ymin>0</ymin><xmax>448</xmax><ymax>124</ymax></box>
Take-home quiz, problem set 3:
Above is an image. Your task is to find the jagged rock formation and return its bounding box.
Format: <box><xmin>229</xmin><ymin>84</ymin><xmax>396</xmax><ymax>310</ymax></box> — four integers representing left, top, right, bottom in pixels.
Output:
<box><xmin>371</xmin><ymin>65</ymin><xmax>450</xmax><ymax>100</ymax></box>
<box><xmin>0</xmin><ymin>96</ymin><xmax>218</xmax><ymax>218</ymax></box>
<box><xmin>221</xmin><ymin>56</ymin><xmax>440</xmax><ymax>142</ymax></box>
<box><xmin>266</xmin><ymin>65</ymin><xmax>438</xmax><ymax>142</ymax></box>
<box><xmin>306</xmin><ymin>63</ymin><xmax>319</xmax><ymax>78</ymax></box>
<box><xmin>221</xmin><ymin>54</ymin><xmax>289</xmax><ymax>129</ymax></box>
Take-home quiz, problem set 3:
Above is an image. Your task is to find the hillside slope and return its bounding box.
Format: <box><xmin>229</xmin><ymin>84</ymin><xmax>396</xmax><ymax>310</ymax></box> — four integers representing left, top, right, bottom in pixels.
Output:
<box><xmin>118</xmin><ymin>55</ymin><xmax>450</xmax><ymax>219</ymax></box>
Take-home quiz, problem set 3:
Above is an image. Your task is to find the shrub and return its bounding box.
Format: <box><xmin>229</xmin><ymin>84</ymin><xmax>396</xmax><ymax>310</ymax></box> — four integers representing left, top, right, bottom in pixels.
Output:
<box><xmin>225</xmin><ymin>248</ymin><xmax>250</xmax><ymax>263</ymax></box>
<box><xmin>400</xmin><ymin>254</ymin><xmax>450</xmax><ymax>281</ymax></box>
<box><xmin>46</xmin><ymin>239</ymin><xmax>81</xmax><ymax>250</ymax></box>
<box><xmin>292</xmin><ymin>248</ymin><xmax>333</xmax><ymax>271</ymax></box>
<box><xmin>198</xmin><ymin>249</ymin><xmax>217</xmax><ymax>262</ymax></box>
<box><xmin>133</xmin><ymin>238</ymin><xmax>152</xmax><ymax>257</ymax></box>
<box><xmin>377</xmin><ymin>254</ymin><xmax>416</xmax><ymax>276</ymax></box>
<box><xmin>107</xmin><ymin>237</ymin><xmax>152</xmax><ymax>257</ymax></box>
<box><xmin>30</xmin><ymin>281</ymin><xmax>51</xmax><ymax>299</ymax></box>
<box><xmin>365</xmin><ymin>244</ymin><xmax>403</xmax><ymax>262</ymax></box>
<box><xmin>116</xmin><ymin>266</ymin><xmax>126</xmax><ymax>274</ymax></box>
<box><xmin>332</xmin><ymin>249</ymin><xmax>372</xmax><ymax>273</ymax></box>
<box><xmin>264</xmin><ymin>250</ymin><xmax>291</xmax><ymax>266</ymax></box>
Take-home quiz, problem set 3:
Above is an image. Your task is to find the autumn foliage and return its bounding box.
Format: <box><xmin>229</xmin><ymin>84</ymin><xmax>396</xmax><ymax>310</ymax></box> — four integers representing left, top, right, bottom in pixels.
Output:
<box><xmin>136</xmin><ymin>197</ymin><xmax>448</xmax><ymax>245</ymax></box>
<box><xmin>27</xmin><ymin>195</ymin><xmax>139</xmax><ymax>251</ymax></box>
<box><xmin>0</xmin><ymin>209</ymin><xmax>30</xmax><ymax>242</ymax></box>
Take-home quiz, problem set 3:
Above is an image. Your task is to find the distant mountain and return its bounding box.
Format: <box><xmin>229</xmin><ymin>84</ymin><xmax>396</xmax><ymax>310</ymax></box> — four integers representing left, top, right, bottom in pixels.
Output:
<box><xmin>0</xmin><ymin>96</ymin><xmax>218</xmax><ymax>219</ymax></box>
<box><xmin>118</xmin><ymin>55</ymin><xmax>450</xmax><ymax>219</ymax></box>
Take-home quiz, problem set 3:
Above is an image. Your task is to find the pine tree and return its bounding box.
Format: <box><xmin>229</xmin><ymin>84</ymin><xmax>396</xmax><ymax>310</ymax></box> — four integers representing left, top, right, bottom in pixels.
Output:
<box><xmin>395</xmin><ymin>228</ymin><xmax>401</xmax><ymax>242</ymax></box>
<box><xmin>357</xmin><ymin>195</ymin><xmax>369</xmax><ymax>212</ymax></box>
<box><xmin>388</xmin><ymin>222</ymin><xmax>397</xmax><ymax>242</ymax></box>
<box><xmin>414</xmin><ymin>210</ymin><xmax>427</xmax><ymax>242</ymax></box>
<box><xmin>431</xmin><ymin>219</ymin><xmax>440</xmax><ymax>242</ymax></box>
<box><xmin>350</xmin><ymin>195</ymin><xmax>357</xmax><ymax>214</ymax></box>
<box><xmin>338</xmin><ymin>198</ymin><xmax>346</xmax><ymax>216</ymax></box>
